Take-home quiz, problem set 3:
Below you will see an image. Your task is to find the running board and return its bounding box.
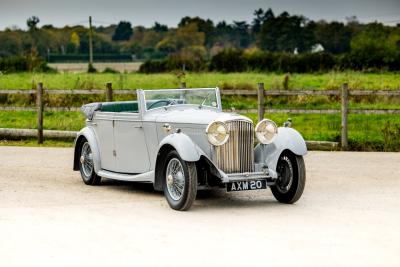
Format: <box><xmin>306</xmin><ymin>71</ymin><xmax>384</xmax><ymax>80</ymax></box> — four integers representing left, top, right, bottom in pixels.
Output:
<box><xmin>97</xmin><ymin>170</ymin><xmax>154</xmax><ymax>183</ymax></box>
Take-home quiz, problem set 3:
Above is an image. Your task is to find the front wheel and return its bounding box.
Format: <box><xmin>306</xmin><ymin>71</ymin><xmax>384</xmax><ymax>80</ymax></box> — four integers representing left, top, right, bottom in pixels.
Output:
<box><xmin>163</xmin><ymin>150</ymin><xmax>197</xmax><ymax>211</ymax></box>
<box><xmin>271</xmin><ymin>152</ymin><xmax>306</xmax><ymax>204</ymax></box>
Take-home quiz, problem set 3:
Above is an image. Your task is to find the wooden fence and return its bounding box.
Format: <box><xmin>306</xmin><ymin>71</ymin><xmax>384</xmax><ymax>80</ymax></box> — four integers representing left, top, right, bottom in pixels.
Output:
<box><xmin>1</xmin><ymin>82</ymin><xmax>400</xmax><ymax>149</ymax></box>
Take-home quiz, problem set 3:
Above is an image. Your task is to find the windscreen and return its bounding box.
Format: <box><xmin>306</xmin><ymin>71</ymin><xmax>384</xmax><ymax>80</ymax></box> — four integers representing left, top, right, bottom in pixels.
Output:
<box><xmin>144</xmin><ymin>89</ymin><xmax>218</xmax><ymax>110</ymax></box>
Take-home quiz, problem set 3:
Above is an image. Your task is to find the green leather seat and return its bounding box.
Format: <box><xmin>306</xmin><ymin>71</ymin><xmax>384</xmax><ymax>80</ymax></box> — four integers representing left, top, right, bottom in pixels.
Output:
<box><xmin>100</xmin><ymin>101</ymin><xmax>139</xmax><ymax>113</ymax></box>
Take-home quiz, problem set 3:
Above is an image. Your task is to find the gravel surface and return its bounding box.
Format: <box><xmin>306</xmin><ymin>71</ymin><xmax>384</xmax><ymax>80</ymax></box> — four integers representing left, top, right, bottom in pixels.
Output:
<box><xmin>0</xmin><ymin>146</ymin><xmax>399</xmax><ymax>267</ymax></box>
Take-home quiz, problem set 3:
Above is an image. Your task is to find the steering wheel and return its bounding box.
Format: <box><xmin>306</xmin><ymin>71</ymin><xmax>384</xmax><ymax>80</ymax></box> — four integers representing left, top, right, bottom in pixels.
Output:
<box><xmin>147</xmin><ymin>99</ymin><xmax>176</xmax><ymax>110</ymax></box>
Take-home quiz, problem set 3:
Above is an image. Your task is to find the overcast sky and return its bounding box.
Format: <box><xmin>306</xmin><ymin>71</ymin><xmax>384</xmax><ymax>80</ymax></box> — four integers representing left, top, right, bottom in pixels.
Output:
<box><xmin>0</xmin><ymin>0</ymin><xmax>399</xmax><ymax>30</ymax></box>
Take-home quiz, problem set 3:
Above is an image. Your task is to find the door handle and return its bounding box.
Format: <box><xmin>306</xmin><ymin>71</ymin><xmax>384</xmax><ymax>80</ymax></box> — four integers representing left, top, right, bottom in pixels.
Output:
<box><xmin>92</xmin><ymin>123</ymin><xmax>98</xmax><ymax>126</ymax></box>
<box><xmin>163</xmin><ymin>123</ymin><xmax>172</xmax><ymax>133</ymax></box>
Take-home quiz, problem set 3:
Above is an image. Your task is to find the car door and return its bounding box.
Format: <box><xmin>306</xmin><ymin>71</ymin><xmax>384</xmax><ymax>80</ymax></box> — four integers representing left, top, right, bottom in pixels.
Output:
<box><xmin>92</xmin><ymin>112</ymin><xmax>116</xmax><ymax>171</ymax></box>
<box><xmin>113</xmin><ymin>112</ymin><xmax>150</xmax><ymax>174</ymax></box>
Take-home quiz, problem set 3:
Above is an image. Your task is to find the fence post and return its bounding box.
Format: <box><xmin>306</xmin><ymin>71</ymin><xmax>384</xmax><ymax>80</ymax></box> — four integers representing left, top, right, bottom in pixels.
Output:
<box><xmin>341</xmin><ymin>83</ymin><xmax>349</xmax><ymax>150</ymax></box>
<box><xmin>180</xmin><ymin>82</ymin><xmax>186</xmax><ymax>89</ymax></box>
<box><xmin>36</xmin><ymin>82</ymin><xmax>44</xmax><ymax>144</ymax></box>
<box><xmin>257</xmin><ymin>83</ymin><xmax>265</xmax><ymax>122</ymax></box>
<box><xmin>106</xmin><ymin>82</ymin><xmax>113</xmax><ymax>102</ymax></box>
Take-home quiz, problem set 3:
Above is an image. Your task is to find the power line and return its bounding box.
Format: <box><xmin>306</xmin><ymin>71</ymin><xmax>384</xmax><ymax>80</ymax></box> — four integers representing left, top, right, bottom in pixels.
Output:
<box><xmin>92</xmin><ymin>20</ymin><xmax>117</xmax><ymax>25</ymax></box>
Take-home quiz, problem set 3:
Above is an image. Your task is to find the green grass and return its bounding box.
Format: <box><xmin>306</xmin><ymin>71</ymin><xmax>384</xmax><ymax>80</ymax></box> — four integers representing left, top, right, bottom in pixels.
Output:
<box><xmin>1</xmin><ymin>110</ymin><xmax>400</xmax><ymax>151</ymax></box>
<box><xmin>1</xmin><ymin>71</ymin><xmax>399</xmax><ymax>150</ymax></box>
<box><xmin>0</xmin><ymin>71</ymin><xmax>399</xmax><ymax>90</ymax></box>
<box><xmin>0</xmin><ymin>111</ymin><xmax>85</xmax><ymax>131</ymax></box>
<box><xmin>0</xmin><ymin>138</ymin><xmax>74</xmax><ymax>147</ymax></box>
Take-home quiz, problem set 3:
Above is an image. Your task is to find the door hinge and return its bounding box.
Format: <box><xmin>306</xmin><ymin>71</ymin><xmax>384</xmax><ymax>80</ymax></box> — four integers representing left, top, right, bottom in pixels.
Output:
<box><xmin>113</xmin><ymin>150</ymin><xmax>116</xmax><ymax>157</ymax></box>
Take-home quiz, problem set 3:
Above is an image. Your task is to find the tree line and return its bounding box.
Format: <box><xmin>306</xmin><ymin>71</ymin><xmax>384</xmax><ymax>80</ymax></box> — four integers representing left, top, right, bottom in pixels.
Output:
<box><xmin>0</xmin><ymin>8</ymin><xmax>399</xmax><ymax>72</ymax></box>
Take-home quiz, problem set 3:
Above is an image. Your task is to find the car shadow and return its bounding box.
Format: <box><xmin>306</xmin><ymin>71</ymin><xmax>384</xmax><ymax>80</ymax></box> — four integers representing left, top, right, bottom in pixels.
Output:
<box><xmin>100</xmin><ymin>178</ymin><xmax>163</xmax><ymax>195</ymax></box>
<box><xmin>99</xmin><ymin>178</ymin><xmax>281</xmax><ymax>210</ymax></box>
<box><xmin>195</xmin><ymin>189</ymin><xmax>282</xmax><ymax>210</ymax></box>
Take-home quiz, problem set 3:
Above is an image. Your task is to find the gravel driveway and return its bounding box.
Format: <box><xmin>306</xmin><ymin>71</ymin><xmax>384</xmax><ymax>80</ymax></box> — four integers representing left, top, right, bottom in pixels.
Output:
<box><xmin>0</xmin><ymin>147</ymin><xmax>399</xmax><ymax>267</ymax></box>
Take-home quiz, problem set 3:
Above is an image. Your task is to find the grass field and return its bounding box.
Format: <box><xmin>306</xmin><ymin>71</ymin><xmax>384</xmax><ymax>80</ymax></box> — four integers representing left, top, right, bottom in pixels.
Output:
<box><xmin>0</xmin><ymin>71</ymin><xmax>399</xmax><ymax>90</ymax></box>
<box><xmin>1</xmin><ymin>110</ymin><xmax>399</xmax><ymax>151</ymax></box>
<box><xmin>0</xmin><ymin>71</ymin><xmax>399</xmax><ymax>150</ymax></box>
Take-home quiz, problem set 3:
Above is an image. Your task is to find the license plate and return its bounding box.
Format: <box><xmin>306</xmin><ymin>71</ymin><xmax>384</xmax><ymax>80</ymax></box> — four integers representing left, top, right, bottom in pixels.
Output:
<box><xmin>227</xmin><ymin>180</ymin><xmax>267</xmax><ymax>192</ymax></box>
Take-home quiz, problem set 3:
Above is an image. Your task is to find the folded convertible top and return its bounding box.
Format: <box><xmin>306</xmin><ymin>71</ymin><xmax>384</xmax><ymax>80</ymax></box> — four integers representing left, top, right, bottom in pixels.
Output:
<box><xmin>81</xmin><ymin>103</ymin><xmax>102</xmax><ymax>120</ymax></box>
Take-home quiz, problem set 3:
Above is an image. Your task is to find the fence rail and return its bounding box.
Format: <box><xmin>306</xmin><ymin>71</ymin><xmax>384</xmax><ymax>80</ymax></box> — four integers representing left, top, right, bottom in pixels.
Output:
<box><xmin>2</xmin><ymin>89</ymin><xmax>400</xmax><ymax>96</ymax></box>
<box><xmin>2</xmin><ymin>106</ymin><xmax>400</xmax><ymax>115</ymax></box>
<box><xmin>1</xmin><ymin>82</ymin><xmax>399</xmax><ymax>149</ymax></box>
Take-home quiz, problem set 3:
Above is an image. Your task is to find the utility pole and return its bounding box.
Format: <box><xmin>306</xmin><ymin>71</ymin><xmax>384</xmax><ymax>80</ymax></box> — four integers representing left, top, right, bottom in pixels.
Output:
<box><xmin>88</xmin><ymin>16</ymin><xmax>93</xmax><ymax>65</ymax></box>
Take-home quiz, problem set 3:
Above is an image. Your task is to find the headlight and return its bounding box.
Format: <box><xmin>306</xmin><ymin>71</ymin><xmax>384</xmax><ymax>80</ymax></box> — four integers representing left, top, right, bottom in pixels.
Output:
<box><xmin>206</xmin><ymin>121</ymin><xmax>229</xmax><ymax>146</ymax></box>
<box><xmin>255</xmin><ymin>119</ymin><xmax>278</xmax><ymax>144</ymax></box>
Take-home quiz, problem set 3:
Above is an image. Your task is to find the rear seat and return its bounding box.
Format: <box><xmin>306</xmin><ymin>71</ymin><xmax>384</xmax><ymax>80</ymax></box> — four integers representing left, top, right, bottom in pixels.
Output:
<box><xmin>100</xmin><ymin>101</ymin><xmax>139</xmax><ymax>113</ymax></box>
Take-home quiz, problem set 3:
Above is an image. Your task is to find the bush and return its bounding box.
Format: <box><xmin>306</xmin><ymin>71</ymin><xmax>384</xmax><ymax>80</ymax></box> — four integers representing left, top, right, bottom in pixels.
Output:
<box><xmin>138</xmin><ymin>59</ymin><xmax>168</xmax><ymax>73</ymax></box>
<box><xmin>209</xmin><ymin>49</ymin><xmax>246</xmax><ymax>72</ymax></box>
<box><xmin>87</xmin><ymin>63</ymin><xmax>97</xmax><ymax>73</ymax></box>
<box><xmin>139</xmin><ymin>48</ymin><xmax>400</xmax><ymax>74</ymax></box>
<box><xmin>0</xmin><ymin>56</ymin><xmax>54</xmax><ymax>73</ymax></box>
<box><xmin>102</xmin><ymin>67</ymin><xmax>119</xmax><ymax>74</ymax></box>
<box><xmin>0</xmin><ymin>56</ymin><xmax>30</xmax><ymax>72</ymax></box>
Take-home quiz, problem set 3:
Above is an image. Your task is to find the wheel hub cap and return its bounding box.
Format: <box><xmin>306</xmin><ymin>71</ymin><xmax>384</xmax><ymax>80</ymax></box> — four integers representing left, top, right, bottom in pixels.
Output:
<box><xmin>167</xmin><ymin>174</ymin><xmax>174</xmax><ymax>186</ymax></box>
<box><xmin>80</xmin><ymin>155</ymin><xmax>85</xmax><ymax>164</ymax></box>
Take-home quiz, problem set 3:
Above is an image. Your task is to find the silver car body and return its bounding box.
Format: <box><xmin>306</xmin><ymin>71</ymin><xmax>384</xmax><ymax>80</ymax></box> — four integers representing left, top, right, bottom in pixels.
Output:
<box><xmin>73</xmin><ymin>88</ymin><xmax>307</xmax><ymax>189</ymax></box>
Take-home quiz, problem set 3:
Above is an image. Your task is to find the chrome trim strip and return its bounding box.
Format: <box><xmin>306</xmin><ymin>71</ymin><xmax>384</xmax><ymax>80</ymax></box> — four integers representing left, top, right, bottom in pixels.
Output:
<box><xmin>98</xmin><ymin>169</ymin><xmax>154</xmax><ymax>183</ymax></box>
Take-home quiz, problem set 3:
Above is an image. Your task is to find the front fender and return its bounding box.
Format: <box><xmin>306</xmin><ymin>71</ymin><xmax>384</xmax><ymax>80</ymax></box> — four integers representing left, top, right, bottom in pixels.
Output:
<box><xmin>254</xmin><ymin>127</ymin><xmax>307</xmax><ymax>175</ymax></box>
<box><xmin>158</xmin><ymin>132</ymin><xmax>204</xmax><ymax>162</ymax></box>
<box><xmin>153</xmin><ymin>133</ymin><xmax>207</xmax><ymax>191</ymax></box>
<box><xmin>73</xmin><ymin>126</ymin><xmax>101</xmax><ymax>173</ymax></box>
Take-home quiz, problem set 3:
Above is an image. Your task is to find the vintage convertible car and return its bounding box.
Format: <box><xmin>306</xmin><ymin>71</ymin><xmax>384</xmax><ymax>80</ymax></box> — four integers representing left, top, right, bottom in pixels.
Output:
<box><xmin>73</xmin><ymin>88</ymin><xmax>306</xmax><ymax>210</ymax></box>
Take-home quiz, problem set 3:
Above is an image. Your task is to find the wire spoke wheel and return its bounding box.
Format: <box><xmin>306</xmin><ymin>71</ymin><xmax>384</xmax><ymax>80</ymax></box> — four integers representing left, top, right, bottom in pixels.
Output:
<box><xmin>276</xmin><ymin>155</ymin><xmax>294</xmax><ymax>193</ymax></box>
<box><xmin>80</xmin><ymin>142</ymin><xmax>94</xmax><ymax>179</ymax></box>
<box><xmin>271</xmin><ymin>152</ymin><xmax>306</xmax><ymax>204</ymax></box>
<box><xmin>166</xmin><ymin>158</ymin><xmax>185</xmax><ymax>201</ymax></box>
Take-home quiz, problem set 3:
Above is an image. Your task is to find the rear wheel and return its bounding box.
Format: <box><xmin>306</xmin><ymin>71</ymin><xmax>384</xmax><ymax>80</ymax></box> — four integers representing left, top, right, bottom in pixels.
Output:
<box><xmin>271</xmin><ymin>152</ymin><xmax>305</xmax><ymax>204</ymax></box>
<box><xmin>163</xmin><ymin>150</ymin><xmax>197</xmax><ymax>211</ymax></box>
<box><xmin>79</xmin><ymin>140</ymin><xmax>101</xmax><ymax>185</ymax></box>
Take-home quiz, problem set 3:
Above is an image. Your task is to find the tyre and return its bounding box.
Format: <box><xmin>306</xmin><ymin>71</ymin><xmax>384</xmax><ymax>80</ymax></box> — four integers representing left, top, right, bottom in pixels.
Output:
<box><xmin>271</xmin><ymin>151</ymin><xmax>306</xmax><ymax>204</ymax></box>
<box><xmin>163</xmin><ymin>150</ymin><xmax>197</xmax><ymax>211</ymax></box>
<box><xmin>79</xmin><ymin>140</ymin><xmax>101</xmax><ymax>185</ymax></box>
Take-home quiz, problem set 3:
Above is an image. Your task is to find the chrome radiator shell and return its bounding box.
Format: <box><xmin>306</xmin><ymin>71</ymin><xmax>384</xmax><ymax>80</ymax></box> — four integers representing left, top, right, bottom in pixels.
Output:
<box><xmin>213</xmin><ymin>120</ymin><xmax>254</xmax><ymax>173</ymax></box>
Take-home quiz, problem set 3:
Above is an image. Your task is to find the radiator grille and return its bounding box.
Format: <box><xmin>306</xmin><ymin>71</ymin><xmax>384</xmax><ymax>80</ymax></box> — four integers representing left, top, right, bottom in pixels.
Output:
<box><xmin>214</xmin><ymin>120</ymin><xmax>254</xmax><ymax>173</ymax></box>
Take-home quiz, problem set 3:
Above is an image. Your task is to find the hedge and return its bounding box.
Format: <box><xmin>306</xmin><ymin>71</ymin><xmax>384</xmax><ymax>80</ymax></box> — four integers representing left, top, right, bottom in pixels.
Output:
<box><xmin>140</xmin><ymin>49</ymin><xmax>400</xmax><ymax>73</ymax></box>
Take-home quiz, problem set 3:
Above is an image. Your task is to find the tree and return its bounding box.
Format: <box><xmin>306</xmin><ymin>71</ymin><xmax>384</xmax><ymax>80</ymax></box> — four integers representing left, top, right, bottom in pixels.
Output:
<box><xmin>152</xmin><ymin>22</ymin><xmax>168</xmax><ymax>33</ymax></box>
<box><xmin>112</xmin><ymin>21</ymin><xmax>133</xmax><ymax>41</ymax></box>
<box><xmin>232</xmin><ymin>21</ymin><xmax>252</xmax><ymax>48</ymax></box>
<box><xmin>259</xmin><ymin>11</ymin><xmax>315</xmax><ymax>53</ymax></box>
<box><xmin>252</xmin><ymin>8</ymin><xmax>274</xmax><ymax>34</ymax></box>
<box><xmin>314</xmin><ymin>21</ymin><xmax>353</xmax><ymax>54</ymax></box>
<box><xmin>178</xmin><ymin>16</ymin><xmax>214</xmax><ymax>46</ymax></box>
<box><xmin>349</xmin><ymin>22</ymin><xmax>400</xmax><ymax>69</ymax></box>
<box><xmin>27</xmin><ymin>16</ymin><xmax>40</xmax><ymax>31</ymax></box>
<box><xmin>67</xmin><ymin>32</ymin><xmax>80</xmax><ymax>53</ymax></box>
<box><xmin>156</xmin><ymin>23</ymin><xmax>205</xmax><ymax>53</ymax></box>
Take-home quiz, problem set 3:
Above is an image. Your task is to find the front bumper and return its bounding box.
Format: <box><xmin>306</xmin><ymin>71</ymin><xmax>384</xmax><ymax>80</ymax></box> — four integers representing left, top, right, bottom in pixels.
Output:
<box><xmin>224</xmin><ymin>172</ymin><xmax>277</xmax><ymax>186</ymax></box>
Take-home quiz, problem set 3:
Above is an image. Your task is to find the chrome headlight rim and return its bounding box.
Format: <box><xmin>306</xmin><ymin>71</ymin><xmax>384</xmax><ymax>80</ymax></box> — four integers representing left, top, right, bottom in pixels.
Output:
<box><xmin>255</xmin><ymin>119</ymin><xmax>278</xmax><ymax>144</ymax></box>
<box><xmin>206</xmin><ymin>120</ymin><xmax>229</xmax><ymax>146</ymax></box>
